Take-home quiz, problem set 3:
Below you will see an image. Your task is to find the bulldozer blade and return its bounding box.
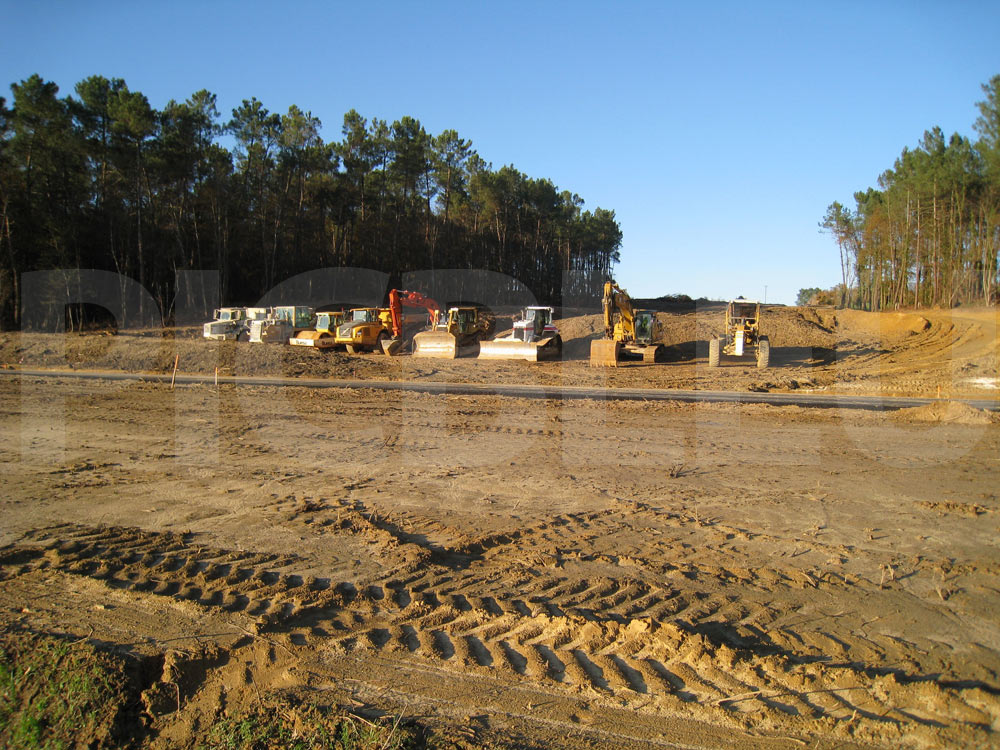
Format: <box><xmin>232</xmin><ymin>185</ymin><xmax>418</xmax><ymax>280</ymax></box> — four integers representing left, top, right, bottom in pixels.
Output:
<box><xmin>412</xmin><ymin>331</ymin><xmax>459</xmax><ymax>358</ymax></box>
<box><xmin>478</xmin><ymin>335</ymin><xmax>562</xmax><ymax>362</ymax></box>
<box><xmin>590</xmin><ymin>339</ymin><xmax>621</xmax><ymax>367</ymax></box>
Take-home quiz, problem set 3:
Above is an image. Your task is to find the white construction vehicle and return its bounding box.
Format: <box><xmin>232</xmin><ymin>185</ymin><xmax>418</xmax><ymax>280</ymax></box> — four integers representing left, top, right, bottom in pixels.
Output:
<box><xmin>203</xmin><ymin>308</ymin><xmax>248</xmax><ymax>340</ymax></box>
<box><xmin>248</xmin><ymin>306</ymin><xmax>314</xmax><ymax>344</ymax></box>
<box><xmin>478</xmin><ymin>306</ymin><xmax>562</xmax><ymax>361</ymax></box>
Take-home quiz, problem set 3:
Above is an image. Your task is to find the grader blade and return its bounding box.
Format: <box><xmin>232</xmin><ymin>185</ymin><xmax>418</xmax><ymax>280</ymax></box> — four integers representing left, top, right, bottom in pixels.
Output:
<box><xmin>590</xmin><ymin>339</ymin><xmax>621</xmax><ymax>367</ymax></box>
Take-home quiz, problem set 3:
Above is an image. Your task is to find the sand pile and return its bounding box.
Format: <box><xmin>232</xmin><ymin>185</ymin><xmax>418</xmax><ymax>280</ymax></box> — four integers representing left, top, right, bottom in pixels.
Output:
<box><xmin>893</xmin><ymin>400</ymin><xmax>996</xmax><ymax>425</ymax></box>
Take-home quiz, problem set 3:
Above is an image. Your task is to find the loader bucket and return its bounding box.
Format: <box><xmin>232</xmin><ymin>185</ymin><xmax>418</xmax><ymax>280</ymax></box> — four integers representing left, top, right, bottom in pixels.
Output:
<box><xmin>478</xmin><ymin>335</ymin><xmax>562</xmax><ymax>362</ymax></box>
<box><xmin>412</xmin><ymin>331</ymin><xmax>459</xmax><ymax>358</ymax></box>
<box><xmin>590</xmin><ymin>339</ymin><xmax>621</xmax><ymax>367</ymax></box>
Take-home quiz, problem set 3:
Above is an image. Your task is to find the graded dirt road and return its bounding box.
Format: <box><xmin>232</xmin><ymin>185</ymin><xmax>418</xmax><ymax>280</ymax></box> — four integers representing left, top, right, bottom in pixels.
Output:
<box><xmin>0</xmin><ymin>307</ymin><xmax>998</xmax><ymax>748</ymax></box>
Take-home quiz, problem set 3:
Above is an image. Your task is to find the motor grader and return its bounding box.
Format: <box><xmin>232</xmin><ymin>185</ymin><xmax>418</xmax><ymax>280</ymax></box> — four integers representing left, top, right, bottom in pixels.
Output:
<box><xmin>478</xmin><ymin>306</ymin><xmax>562</xmax><ymax>361</ymax></box>
<box><xmin>590</xmin><ymin>282</ymin><xmax>666</xmax><ymax>366</ymax></box>
<box><xmin>288</xmin><ymin>311</ymin><xmax>345</xmax><ymax>348</ymax></box>
<box><xmin>333</xmin><ymin>307</ymin><xmax>394</xmax><ymax>353</ymax></box>
<box><xmin>708</xmin><ymin>298</ymin><xmax>769</xmax><ymax>368</ymax></box>
<box><xmin>412</xmin><ymin>306</ymin><xmax>495</xmax><ymax>358</ymax></box>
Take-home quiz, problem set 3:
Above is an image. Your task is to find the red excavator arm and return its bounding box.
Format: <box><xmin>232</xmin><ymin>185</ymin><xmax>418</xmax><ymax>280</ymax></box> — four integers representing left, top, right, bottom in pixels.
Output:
<box><xmin>388</xmin><ymin>289</ymin><xmax>440</xmax><ymax>338</ymax></box>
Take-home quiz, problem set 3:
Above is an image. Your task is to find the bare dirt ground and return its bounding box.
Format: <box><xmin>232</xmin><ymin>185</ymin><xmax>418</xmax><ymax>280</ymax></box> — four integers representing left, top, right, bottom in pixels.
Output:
<box><xmin>1</xmin><ymin>306</ymin><xmax>999</xmax><ymax>748</ymax></box>
<box><xmin>1</xmin><ymin>305</ymin><xmax>997</xmax><ymax>399</ymax></box>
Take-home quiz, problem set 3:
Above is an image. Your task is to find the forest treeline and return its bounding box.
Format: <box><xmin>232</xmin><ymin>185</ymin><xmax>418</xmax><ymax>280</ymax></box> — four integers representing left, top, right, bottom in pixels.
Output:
<box><xmin>0</xmin><ymin>74</ymin><xmax>622</xmax><ymax>327</ymax></box>
<box><xmin>821</xmin><ymin>75</ymin><xmax>1000</xmax><ymax>310</ymax></box>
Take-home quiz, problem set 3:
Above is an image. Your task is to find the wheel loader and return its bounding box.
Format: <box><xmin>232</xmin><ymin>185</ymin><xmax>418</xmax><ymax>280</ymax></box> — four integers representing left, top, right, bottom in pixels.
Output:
<box><xmin>248</xmin><ymin>306</ymin><xmax>314</xmax><ymax>344</ymax></box>
<box><xmin>708</xmin><ymin>298</ymin><xmax>769</xmax><ymax>368</ymax></box>
<box><xmin>478</xmin><ymin>306</ymin><xmax>562</xmax><ymax>361</ymax></box>
<box><xmin>334</xmin><ymin>307</ymin><xmax>394</xmax><ymax>353</ymax></box>
<box><xmin>411</xmin><ymin>306</ymin><xmax>495</xmax><ymax>358</ymax></box>
<box><xmin>380</xmin><ymin>289</ymin><xmax>440</xmax><ymax>355</ymax></box>
<box><xmin>203</xmin><ymin>307</ymin><xmax>248</xmax><ymax>340</ymax></box>
<box><xmin>590</xmin><ymin>282</ymin><xmax>666</xmax><ymax>366</ymax></box>
<box><xmin>288</xmin><ymin>311</ymin><xmax>345</xmax><ymax>348</ymax></box>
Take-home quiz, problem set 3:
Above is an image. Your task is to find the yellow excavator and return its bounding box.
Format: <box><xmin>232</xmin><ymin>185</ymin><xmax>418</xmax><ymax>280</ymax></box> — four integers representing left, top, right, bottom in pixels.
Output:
<box><xmin>412</xmin><ymin>306</ymin><xmax>495</xmax><ymax>358</ymax></box>
<box><xmin>590</xmin><ymin>281</ymin><xmax>666</xmax><ymax>366</ymax></box>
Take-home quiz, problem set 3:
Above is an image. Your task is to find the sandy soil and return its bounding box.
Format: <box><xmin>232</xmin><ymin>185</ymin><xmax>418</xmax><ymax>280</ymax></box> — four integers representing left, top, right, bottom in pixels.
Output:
<box><xmin>1</xmin><ymin>306</ymin><xmax>998</xmax><ymax>400</ymax></box>
<box><xmin>1</xmin><ymin>306</ymin><xmax>999</xmax><ymax>748</ymax></box>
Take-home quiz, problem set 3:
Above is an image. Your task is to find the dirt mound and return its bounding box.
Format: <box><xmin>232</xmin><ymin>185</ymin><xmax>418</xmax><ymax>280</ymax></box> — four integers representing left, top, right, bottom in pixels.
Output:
<box><xmin>834</xmin><ymin>309</ymin><xmax>931</xmax><ymax>338</ymax></box>
<box><xmin>893</xmin><ymin>400</ymin><xmax>997</xmax><ymax>425</ymax></box>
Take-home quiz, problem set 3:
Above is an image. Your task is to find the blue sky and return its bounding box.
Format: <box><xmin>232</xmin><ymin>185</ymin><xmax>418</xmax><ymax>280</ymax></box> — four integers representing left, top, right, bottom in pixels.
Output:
<box><xmin>2</xmin><ymin>1</ymin><xmax>998</xmax><ymax>304</ymax></box>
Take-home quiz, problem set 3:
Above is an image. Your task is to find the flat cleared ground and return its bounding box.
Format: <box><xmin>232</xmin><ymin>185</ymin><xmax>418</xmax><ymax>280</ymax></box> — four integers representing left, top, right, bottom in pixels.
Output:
<box><xmin>1</xmin><ymin>306</ymin><xmax>998</xmax><ymax>748</ymax></box>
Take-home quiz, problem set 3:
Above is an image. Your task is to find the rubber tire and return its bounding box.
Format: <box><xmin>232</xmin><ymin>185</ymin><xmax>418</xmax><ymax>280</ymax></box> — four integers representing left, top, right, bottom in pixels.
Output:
<box><xmin>346</xmin><ymin>344</ymin><xmax>359</xmax><ymax>354</ymax></box>
<box><xmin>756</xmin><ymin>336</ymin><xmax>770</xmax><ymax>369</ymax></box>
<box><xmin>708</xmin><ymin>337</ymin><xmax>720</xmax><ymax>367</ymax></box>
<box><xmin>237</xmin><ymin>330</ymin><xmax>249</xmax><ymax>342</ymax></box>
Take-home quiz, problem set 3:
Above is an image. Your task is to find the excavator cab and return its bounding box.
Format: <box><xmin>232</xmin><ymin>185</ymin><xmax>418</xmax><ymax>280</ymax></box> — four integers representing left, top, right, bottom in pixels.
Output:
<box><xmin>634</xmin><ymin>311</ymin><xmax>654</xmax><ymax>344</ymax></box>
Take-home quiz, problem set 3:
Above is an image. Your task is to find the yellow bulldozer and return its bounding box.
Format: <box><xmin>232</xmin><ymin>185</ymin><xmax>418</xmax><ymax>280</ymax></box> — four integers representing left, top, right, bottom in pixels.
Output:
<box><xmin>412</xmin><ymin>306</ymin><xmax>495</xmax><ymax>358</ymax></box>
<box><xmin>590</xmin><ymin>282</ymin><xmax>666</xmax><ymax>366</ymax></box>
<box><xmin>709</xmin><ymin>298</ymin><xmax>770</xmax><ymax>368</ymax></box>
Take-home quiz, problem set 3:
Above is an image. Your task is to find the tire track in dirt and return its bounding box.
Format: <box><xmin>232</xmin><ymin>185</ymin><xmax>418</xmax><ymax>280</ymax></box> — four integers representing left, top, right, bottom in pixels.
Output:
<box><xmin>3</xmin><ymin>523</ymin><xmax>999</xmax><ymax>747</ymax></box>
<box><xmin>280</xmin><ymin>496</ymin><xmax>999</xmax><ymax>684</ymax></box>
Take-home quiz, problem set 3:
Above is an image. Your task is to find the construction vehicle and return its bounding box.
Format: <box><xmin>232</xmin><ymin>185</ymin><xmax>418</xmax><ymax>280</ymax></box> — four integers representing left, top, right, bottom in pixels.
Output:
<box><xmin>333</xmin><ymin>307</ymin><xmax>394</xmax><ymax>353</ymax></box>
<box><xmin>590</xmin><ymin>282</ymin><xmax>666</xmax><ymax>366</ymax></box>
<box><xmin>203</xmin><ymin>307</ymin><xmax>248</xmax><ymax>340</ymax></box>
<box><xmin>248</xmin><ymin>306</ymin><xmax>314</xmax><ymax>344</ymax></box>
<box><xmin>239</xmin><ymin>308</ymin><xmax>271</xmax><ymax>341</ymax></box>
<box><xmin>381</xmin><ymin>289</ymin><xmax>440</xmax><ymax>355</ymax></box>
<box><xmin>709</xmin><ymin>298</ymin><xmax>769</xmax><ymax>368</ymax></box>
<box><xmin>412</xmin><ymin>306</ymin><xmax>495</xmax><ymax>358</ymax></box>
<box><xmin>478</xmin><ymin>306</ymin><xmax>562</xmax><ymax>361</ymax></box>
<box><xmin>289</xmin><ymin>311</ymin><xmax>346</xmax><ymax>348</ymax></box>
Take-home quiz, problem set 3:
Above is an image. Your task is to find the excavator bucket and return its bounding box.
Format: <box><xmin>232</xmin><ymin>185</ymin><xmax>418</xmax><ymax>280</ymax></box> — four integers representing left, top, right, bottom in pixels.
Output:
<box><xmin>478</xmin><ymin>335</ymin><xmax>562</xmax><ymax>362</ymax></box>
<box><xmin>590</xmin><ymin>339</ymin><xmax>621</xmax><ymax>367</ymax></box>
<box><xmin>380</xmin><ymin>337</ymin><xmax>403</xmax><ymax>356</ymax></box>
<box><xmin>412</xmin><ymin>331</ymin><xmax>459</xmax><ymax>358</ymax></box>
